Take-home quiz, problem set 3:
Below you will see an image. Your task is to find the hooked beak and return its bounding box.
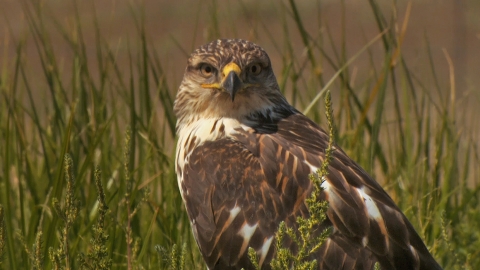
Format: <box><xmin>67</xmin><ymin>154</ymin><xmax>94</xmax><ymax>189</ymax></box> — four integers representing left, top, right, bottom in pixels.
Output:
<box><xmin>201</xmin><ymin>62</ymin><xmax>250</xmax><ymax>102</ymax></box>
<box><xmin>221</xmin><ymin>63</ymin><xmax>243</xmax><ymax>101</ymax></box>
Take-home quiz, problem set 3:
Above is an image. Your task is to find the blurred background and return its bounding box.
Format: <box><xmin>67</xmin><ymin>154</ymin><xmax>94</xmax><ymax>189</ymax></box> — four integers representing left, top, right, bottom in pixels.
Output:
<box><xmin>2</xmin><ymin>0</ymin><xmax>479</xmax><ymax>101</ymax></box>
<box><xmin>1</xmin><ymin>0</ymin><xmax>479</xmax><ymax>269</ymax></box>
<box><xmin>2</xmin><ymin>0</ymin><xmax>479</xmax><ymax>160</ymax></box>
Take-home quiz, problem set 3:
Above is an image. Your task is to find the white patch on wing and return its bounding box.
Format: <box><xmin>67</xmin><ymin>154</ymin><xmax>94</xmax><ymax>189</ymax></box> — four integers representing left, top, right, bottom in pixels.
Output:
<box><xmin>219</xmin><ymin>205</ymin><xmax>241</xmax><ymax>237</ymax></box>
<box><xmin>409</xmin><ymin>245</ymin><xmax>420</xmax><ymax>264</ymax></box>
<box><xmin>237</xmin><ymin>223</ymin><xmax>259</xmax><ymax>255</ymax></box>
<box><xmin>362</xmin><ymin>236</ymin><xmax>368</xmax><ymax>247</ymax></box>
<box><xmin>356</xmin><ymin>186</ymin><xmax>382</xmax><ymax>220</ymax></box>
<box><xmin>238</xmin><ymin>223</ymin><xmax>258</xmax><ymax>241</ymax></box>
<box><xmin>229</xmin><ymin>205</ymin><xmax>241</xmax><ymax>220</ymax></box>
<box><xmin>320</xmin><ymin>177</ymin><xmax>331</xmax><ymax>191</ymax></box>
<box><xmin>304</xmin><ymin>161</ymin><xmax>331</xmax><ymax>191</ymax></box>
<box><xmin>258</xmin><ymin>236</ymin><xmax>274</xmax><ymax>267</ymax></box>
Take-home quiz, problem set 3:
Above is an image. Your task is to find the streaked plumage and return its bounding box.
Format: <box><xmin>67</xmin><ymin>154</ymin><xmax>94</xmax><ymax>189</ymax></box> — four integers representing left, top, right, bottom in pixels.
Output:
<box><xmin>174</xmin><ymin>39</ymin><xmax>442</xmax><ymax>270</ymax></box>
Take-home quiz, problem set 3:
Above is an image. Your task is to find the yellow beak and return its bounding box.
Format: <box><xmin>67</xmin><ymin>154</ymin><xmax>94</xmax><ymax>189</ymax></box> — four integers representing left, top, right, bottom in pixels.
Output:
<box><xmin>200</xmin><ymin>62</ymin><xmax>244</xmax><ymax>102</ymax></box>
<box><xmin>221</xmin><ymin>63</ymin><xmax>243</xmax><ymax>101</ymax></box>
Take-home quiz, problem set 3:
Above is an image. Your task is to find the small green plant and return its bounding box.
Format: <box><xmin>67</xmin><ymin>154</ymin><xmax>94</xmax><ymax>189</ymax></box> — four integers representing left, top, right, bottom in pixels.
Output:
<box><xmin>78</xmin><ymin>167</ymin><xmax>112</xmax><ymax>270</ymax></box>
<box><xmin>155</xmin><ymin>243</ymin><xmax>187</xmax><ymax>270</ymax></box>
<box><xmin>15</xmin><ymin>230</ymin><xmax>44</xmax><ymax>269</ymax></box>
<box><xmin>440</xmin><ymin>211</ymin><xmax>464</xmax><ymax>270</ymax></box>
<box><xmin>0</xmin><ymin>205</ymin><xmax>6</xmax><ymax>266</ymax></box>
<box><xmin>49</xmin><ymin>154</ymin><xmax>79</xmax><ymax>270</ymax></box>
<box><xmin>123</xmin><ymin>127</ymin><xmax>135</xmax><ymax>269</ymax></box>
<box><xmin>121</xmin><ymin>126</ymin><xmax>151</xmax><ymax>269</ymax></box>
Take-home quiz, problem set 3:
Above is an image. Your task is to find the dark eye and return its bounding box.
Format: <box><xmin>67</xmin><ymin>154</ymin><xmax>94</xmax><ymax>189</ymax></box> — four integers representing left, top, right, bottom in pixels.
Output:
<box><xmin>249</xmin><ymin>64</ymin><xmax>262</xmax><ymax>75</ymax></box>
<box><xmin>200</xmin><ymin>64</ymin><xmax>215</xmax><ymax>77</ymax></box>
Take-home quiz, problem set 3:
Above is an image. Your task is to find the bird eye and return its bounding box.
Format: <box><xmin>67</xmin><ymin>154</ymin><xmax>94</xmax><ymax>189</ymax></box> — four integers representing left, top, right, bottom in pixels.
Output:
<box><xmin>200</xmin><ymin>64</ymin><xmax>215</xmax><ymax>77</ymax></box>
<box><xmin>249</xmin><ymin>64</ymin><xmax>262</xmax><ymax>75</ymax></box>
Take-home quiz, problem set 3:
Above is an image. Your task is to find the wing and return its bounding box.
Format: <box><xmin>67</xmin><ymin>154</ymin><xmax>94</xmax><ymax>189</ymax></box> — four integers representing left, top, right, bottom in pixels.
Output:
<box><xmin>181</xmin><ymin>112</ymin><xmax>441</xmax><ymax>270</ymax></box>
<box><xmin>181</xmin><ymin>137</ymin><xmax>283</xmax><ymax>269</ymax></box>
<box><xmin>270</xmin><ymin>113</ymin><xmax>442</xmax><ymax>270</ymax></box>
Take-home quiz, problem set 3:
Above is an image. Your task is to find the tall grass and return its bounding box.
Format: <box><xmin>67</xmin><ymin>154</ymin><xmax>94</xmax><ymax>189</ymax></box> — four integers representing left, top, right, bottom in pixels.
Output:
<box><xmin>0</xmin><ymin>0</ymin><xmax>478</xmax><ymax>269</ymax></box>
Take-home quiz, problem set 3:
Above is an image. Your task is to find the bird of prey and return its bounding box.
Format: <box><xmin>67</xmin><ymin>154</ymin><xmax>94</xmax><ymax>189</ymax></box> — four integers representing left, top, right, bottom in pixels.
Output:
<box><xmin>174</xmin><ymin>39</ymin><xmax>442</xmax><ymax>270</ymax></box>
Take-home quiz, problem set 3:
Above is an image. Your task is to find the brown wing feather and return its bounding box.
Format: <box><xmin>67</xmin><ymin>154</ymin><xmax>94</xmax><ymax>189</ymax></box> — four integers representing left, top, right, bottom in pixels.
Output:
<box><xmin>182</xmin><ymin>112</ymin><xmax>442</xmax><ymax>269</ymax></box>
<box><xmin>183</xmin><ymin>138</ymin><xmax>282</xmax><ymax>269</ymax></box>
<box><xmin>273</xmin><ymin>113</ymin><xmax>441</xmax><ymax>269</ymax></box>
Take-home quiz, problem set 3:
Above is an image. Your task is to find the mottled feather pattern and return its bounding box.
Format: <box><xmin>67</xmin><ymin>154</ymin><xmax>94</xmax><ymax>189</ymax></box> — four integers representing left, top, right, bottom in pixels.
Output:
<box><xmin>174</xmin><ymin>39</ymin><xmax>442</xmax><ymax>269</ymax></box>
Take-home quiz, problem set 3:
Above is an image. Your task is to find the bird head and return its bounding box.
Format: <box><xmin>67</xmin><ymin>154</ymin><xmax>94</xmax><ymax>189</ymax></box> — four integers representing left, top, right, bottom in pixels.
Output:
<box><xmin>174</xmin><ymin>39</ymin><xmax>289</xmax><ymax>126</ymax></box>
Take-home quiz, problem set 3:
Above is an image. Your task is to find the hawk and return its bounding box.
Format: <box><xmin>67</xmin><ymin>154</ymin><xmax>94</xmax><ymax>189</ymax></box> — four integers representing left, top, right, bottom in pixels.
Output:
<box><xmin>174</xmin><ymin>39</ymin><xmax>442</xmax><ymax>270</ymax></box>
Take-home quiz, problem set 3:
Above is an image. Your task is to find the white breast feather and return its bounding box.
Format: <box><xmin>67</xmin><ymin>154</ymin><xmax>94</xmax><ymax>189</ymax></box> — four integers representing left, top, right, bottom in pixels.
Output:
<box><xmin>175</xmin><ymin>118</ymin><xmax>249</xmax><ymax>189</ymax></box>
